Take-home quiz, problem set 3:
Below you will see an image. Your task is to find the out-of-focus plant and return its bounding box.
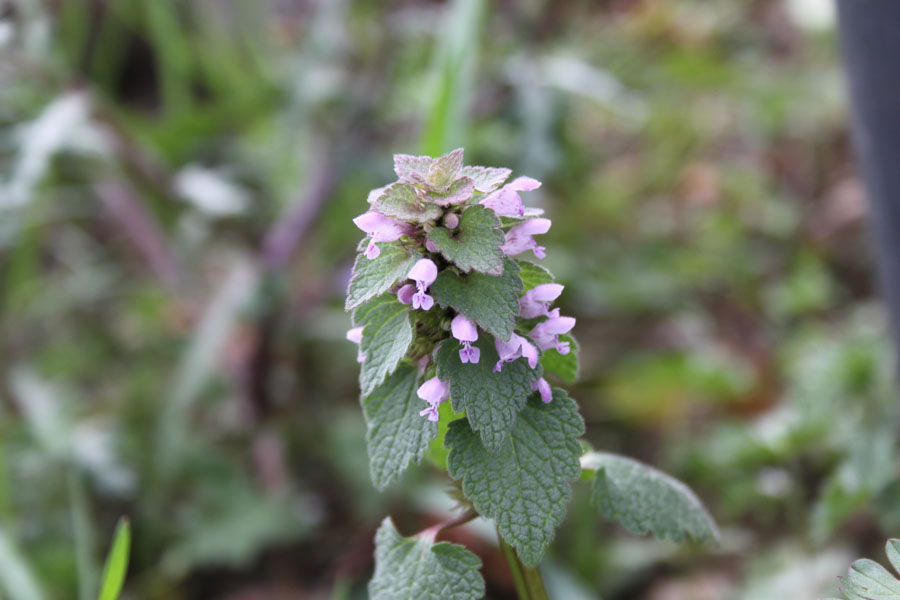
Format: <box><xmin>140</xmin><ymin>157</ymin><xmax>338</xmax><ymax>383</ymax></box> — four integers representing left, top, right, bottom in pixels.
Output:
<box><xmin>345</xmin><ymin>148</ymin><xmax>719</xmax><ymax>598</ymax></box>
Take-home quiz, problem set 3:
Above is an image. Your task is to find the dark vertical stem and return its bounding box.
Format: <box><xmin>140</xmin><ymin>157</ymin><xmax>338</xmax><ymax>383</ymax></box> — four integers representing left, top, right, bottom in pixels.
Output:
<box><xmin>836</xmin><ymin>2</ymin><xmax>900</xmax><ymax>370</ymax></box>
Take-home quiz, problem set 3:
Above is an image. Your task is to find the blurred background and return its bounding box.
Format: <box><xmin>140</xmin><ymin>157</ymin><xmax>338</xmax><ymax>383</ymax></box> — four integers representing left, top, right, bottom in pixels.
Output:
<box><xmin>0</xmin><ymin>0</ymin><xmax>894</xmax><ymax>599</ymax></box>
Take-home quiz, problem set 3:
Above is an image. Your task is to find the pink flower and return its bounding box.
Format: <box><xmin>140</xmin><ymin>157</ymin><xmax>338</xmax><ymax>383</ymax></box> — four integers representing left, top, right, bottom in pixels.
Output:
<box><xmin>480</xmin><ymin>176</ymin><xmax>541</xmax><ymax>217</ymax></box>
<box><xmin>407</xmin><ymin>258</ymin><xmax>438</xmax><ymax>310</ymax></box>
<box><xmin>417</xmin><ymin>376</ymin><xmax>450</xmax><ymax>422</ymax></box>
<box><xmin>529</xmin><ymin>315</ymin><xmax>575</xmax><ymax>354</ymax></box>
<box><xmin>493</xmin><ymin>333</ymin><xmax>538</xmax><ymax>372</ymax></box>
<box><xmin>519</xmin><ymin>284</ymin><xmax>564</xmax><ymax>319</ymax></box>
<box><xmin>501</xmin><ymin>218</ymin><xmax>551</xmax><ymax>258</ymax></box>
<box><xmin>346</xmin><ymin>326</ymin><xmax>365</xmax><ymax>363</ymax></box>
<box><xmin>451</xmin><ymin>314</ymin><xmax>480</xmax><ymax>364</ymax></box>
<box><xmin>397</xmin><ymin>283</ymin><xmax>416</xmax><ymax>305</ymax></box>
<box><xmin>352</xmin><ymin>211</ymin><xmax>414</xmax><ymax>260</ymax></box>
<box><xmin>532</xmin><ymin>377</ymin><xmax>552</xmax><ymax>403</ymax></box>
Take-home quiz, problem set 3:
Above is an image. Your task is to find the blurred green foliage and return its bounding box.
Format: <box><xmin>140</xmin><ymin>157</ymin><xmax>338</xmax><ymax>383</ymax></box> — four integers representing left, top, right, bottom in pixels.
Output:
<box><xmin>0</xmin><ymin>0</ymin><xmax>891</xmax><ymax>599</ymax></box>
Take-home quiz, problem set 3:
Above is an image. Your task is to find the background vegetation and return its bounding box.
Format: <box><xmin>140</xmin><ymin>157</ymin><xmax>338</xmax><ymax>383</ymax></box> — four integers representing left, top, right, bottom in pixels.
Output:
<box><xmin>1</xmin><ymin>1</ymin><xmax>892</xmax><ymax>598</ymax></box>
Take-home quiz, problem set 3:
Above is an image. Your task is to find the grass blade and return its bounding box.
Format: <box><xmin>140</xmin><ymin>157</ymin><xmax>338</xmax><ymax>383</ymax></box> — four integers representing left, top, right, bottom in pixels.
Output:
<box><xmin>97</xmin><ymin>518</ymin><xmax>130</xmax><ymax>600</ymax></box>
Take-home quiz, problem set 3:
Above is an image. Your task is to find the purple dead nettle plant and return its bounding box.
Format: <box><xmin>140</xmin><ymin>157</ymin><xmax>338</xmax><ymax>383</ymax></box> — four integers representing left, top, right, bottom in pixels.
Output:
<box><xmin>345</xmin><ymin>149</ymin><xmax>720</xmax><ymax>599</ymax></box>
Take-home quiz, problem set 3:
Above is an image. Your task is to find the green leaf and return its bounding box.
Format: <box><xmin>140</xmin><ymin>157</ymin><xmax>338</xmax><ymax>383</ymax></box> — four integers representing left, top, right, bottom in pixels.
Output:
<box><xmin>446</xmin><ymin>390</ymin><xmax>585</xmax><ymax>566</ymax></box>
<box><xmin>373</xmin><ymin>183</ymin><xmax>443</xmax><ymax>223</ymax></box>
<box><xmin>393</xmin><ymin>149</ymin><xmax>465</xmax><ymax>190</ymax></box>
<box><xmin>426</xmin><ymin>148</ymin><xmax>465</xmax><ymax>189</ymax></box>
<box><xmin>394</xmin><ymin>154</ymin><xmax>433</xmax><ymax>184</ymax></box>
<box><xmin>430</xmin><ymin>258</ymin><xmax>522</xmax><ymax>340</ymax></box>
<box><xmin>98</xmin><ymin>518</ymin><xmax>130</xmax><ymax>600</ymax></box>
<box><xmin>583</xmin><ymin>452</ymin><xmax>719</xmax><ymax>543</ymax></box>
<box><xmin>462</xmin><ymin>165</ymin><xmax>511</xmax><ymax>193</ymax></box>
<box><xmin>369</xmin><ymin>518</ymin><xmax>485</xmax><ymax>600</ymax></box>
<box><xmin>354</xmin><ymin>295</ymin><xmax>414</xmax><ymax>396</ymax></box>
<box><xmin>831</xmin><ymin>541</ymin><xmax>900</xmax><ymax>600</ymax></box>
<box><xmin>363</xmin><ymin>367</ymin><xmax>437</xmax><ymax>490</ymax></box>
<box><xmin>517</xmin><ymin>260</ymin><xmax>554</xmax><ymax>291</ymax></box>
<box><xmin>888</xmin><ymin>539</ymin><xmax>900</xmax><ymax>574</ymax></box>
<box><xmin>345</xmin><ymin>243</ymin><xmax>419</xmax><ymax>310</ymax></box>
<box><xmin>427</xmin><ymin>205</ymin><xmax>504</xmax><ymax>274</ymax></box>
<box><xmin>540</xmin><ymin>334</ymin><xmax>579</xmax><ymax>384</ymax></box>
<box><xmin>435</xmin><ymin>337</ymin><xmax>541</xmax><ymax>452</ymax></box>
<box><xmin>423</xmin><ymin>177</ymin><xmax>475</xmax><ymax>206</ymax></box>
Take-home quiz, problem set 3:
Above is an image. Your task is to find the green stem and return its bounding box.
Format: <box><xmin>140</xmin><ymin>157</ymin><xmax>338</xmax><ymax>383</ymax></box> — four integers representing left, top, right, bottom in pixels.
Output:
<box><xmin>498</xmin><ymin>531</ymin><xmax>550</xmax><ymax>600</ymax></box>
<box><xmin>67</xmin><ymin>469</ymin><xmax>96</xmax><ymax>600</ymax></box>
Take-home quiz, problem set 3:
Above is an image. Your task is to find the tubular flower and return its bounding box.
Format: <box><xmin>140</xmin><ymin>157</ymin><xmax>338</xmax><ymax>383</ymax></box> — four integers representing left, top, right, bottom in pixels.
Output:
<box><xmin>532</xmin><ymin>377</ymin><xmax>552</xmax><ymax>403</ymax></box>
<box><xmin>346</xmin><ymin>326</ymin><xmax>365</xmax><ymax>363</ymax></box>
<box><xmin>479</xmin><ymin>176</ymin><xmax>541</xmax><ymax>217</ymax></box>
<box><xmin>417</xmin><ymin>376</ymin><xmax>450</xmax><ymax>422</ymax></box>
<box><xmin>493</xmin><ymin>333</ymin><xmax>538</xmax><ymax>372</ymax></box>
<box><xmin>529</xmin><ymin>315</ymin><xmax>576</xmax><ymax>354</ymax></box>
<box><xmin>519</xmin><ymin>283</ymin><xmax>564</xmax><ymax>319</ymax></box>
<box><xmin>451</xmin><ymin>314</ymin><xmax>480</xmax><ymax>364</ymax></box>
<box><xmin>407</xmin><ymin>258</ymin><xmax>438</xmax><ymax>310</ymax></box>
<box><xmin>352</xmin><ymin>211</ymin><xmax>414</xmax><ymax>260</ymax></box>
<box><xmin>501</xmin><ymin>218</ymin><xmax>551</xmax><ymax>258</ymax></box>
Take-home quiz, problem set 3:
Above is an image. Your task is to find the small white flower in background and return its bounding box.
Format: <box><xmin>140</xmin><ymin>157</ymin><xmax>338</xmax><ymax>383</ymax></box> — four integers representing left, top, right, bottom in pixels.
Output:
<box><xmin>174</xmin><ymin>165</ymin><xmax>250</xmax><ymax>217</ymax></box>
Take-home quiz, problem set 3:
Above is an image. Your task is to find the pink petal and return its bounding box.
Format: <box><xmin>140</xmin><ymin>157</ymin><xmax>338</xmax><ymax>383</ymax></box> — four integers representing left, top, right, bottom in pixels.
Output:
<box><xmin>532</xmin><ymin>377</ymin><xmax>552</xmax><ymax>403</ymax></box>
<box><xmin>520</xmin><ymin>338</ymin><xmax>539</xmax><ymax>369</ymax></box>
<box><xmin>451</xmin><ymin>314</ymin><xmax>478</xmax><ymax>342</ymax></box>
<box><xmin>519</xmin><ymin>284</ymin><xmax>565</xmax><ymax>318</ymax></box>
<box><xmin>346</xmin><ymin>326</ymin><xmax>364</xmax><ymax>344</ymax></box>
<box><xmin>397</xmin><ymin>284</ymin><xmax>416</xmax><ymax>305</ymax></box>
<box><xmin>417</xmin><ymin>376</ymin><xmax>450</xmax><ymax>405</ymax></box>
<box><xmin>516</xmin><ymin>218</ymin><xmax>552</xmax><ymax>236</ymax></box>
<box><xmin>408</xmin><ymin>258</ymin><xmax>438</xmax><ymax>286</ymax></box>
<box><xmin>417</xmin><ymin>293</ymin><xmax>434</xmax><ymax>311</ymax></box>
<box><xmin>540</xmin><ymin>315</ymin><xmax>576</xmax><ymax>335</ymax></box>
<box><xmin>480</xmin><ymin>187</ymin><xmax>524</xmax><ymax>217</ymax></box>
<box><xmin>495</xmin><ymin>334</ymin><xmax>523</xmax><ymax>362</ymax></box>
<box><xmin>353</xmin><ymin>211</ymin><xmax>414</xmax><ymax>242</ymax></box>
<box><xmin>352</xmin><ymin>210</ymin><xmax>391</xmax><ymax>234</ymax></box>
<box><xmin>528</xmin><ymin>284</ymin><xmax>564</xmax><ymax>302</ymax></box>
<box><xmin>507</xmin><ymin>176</ymin><xmax>542</xmax><ymax>192</ymax></box>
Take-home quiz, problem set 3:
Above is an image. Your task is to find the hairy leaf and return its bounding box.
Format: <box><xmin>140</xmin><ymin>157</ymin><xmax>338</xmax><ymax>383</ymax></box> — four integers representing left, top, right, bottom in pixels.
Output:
<box><xmin>830</xmin><ymin>540</ymin><xmax>900</xmax><ymax>600</ymax></box>
<box><xmin>435</xmin><ymin>337</ymin><xmax>541</xmax><ymax>452</ymax></box>
<box><xmin>354</xmin><ymin>295</ymin><xmax>414</xmax><ymax>396</ymax></box>
<box><xmin>423</xmin><ymin>177</ymin><xmax>475</xmax><ymax>206</ymax></box>
<box><xmin>427</xmin><ymin>206</ymin><xmax>504</xmax><ymax>274</ymax></box>
<box><xmin>446</xmin><ymin>390</ymin><xmax>584</xmax><ymax>566</ymax></box>
<box><xmin>540</xmin><ymin>334</ymin><xmax>579</xmax><ymax>384</ymax></box>
<box><xmin>462</xmin><ymin>165</ymin><xmax>511</xmax><ymax>193</ymax></box>
<box><xmin>430</xmin><ymin>258</ymin><xmax>522</xmax><ymax>340</ymax></box>
<box><xmin>427</xmin><ymin>148</ymin><xmax>465</xmax><ymax>189</ymax></box>
<box><xmin>363</xmin><ymin>367</ymin><xmax>437</xmax><ymax>490</ymax></box>
<box><xmin>369</xmin><ymin>518</ymin><xmax>484</xmax><ymax>600</ymax></box>
<box><xmin>346</xmin><ymin>243</ymin><xmax>418</xmax><ymax>310</ymax></box>
<box><xmin>393</xmin><ymin>149</ymin><xmax>464</xmax><ymax>191</ymax></box>
<box><xmin>394</xmin><ymin>154</ymin><xmax>433</xmax><ymax>184</ymax></box>
<box><xmin>374</xmin><ymin>183</ymin><xmax>443</xmax><ymax>223</ymax></box>
<box><xmin>583</xmin><ymin>452</ymin><xmax>719</xmax><ymax>543</ymax></box>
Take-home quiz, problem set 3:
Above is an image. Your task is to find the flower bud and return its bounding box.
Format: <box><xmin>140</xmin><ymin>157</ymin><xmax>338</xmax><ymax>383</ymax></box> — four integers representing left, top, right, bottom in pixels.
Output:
<box><xmin>443</xmin><ymin>212</ymin><xmax>460</xmax><ymax>230</ymax></box>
